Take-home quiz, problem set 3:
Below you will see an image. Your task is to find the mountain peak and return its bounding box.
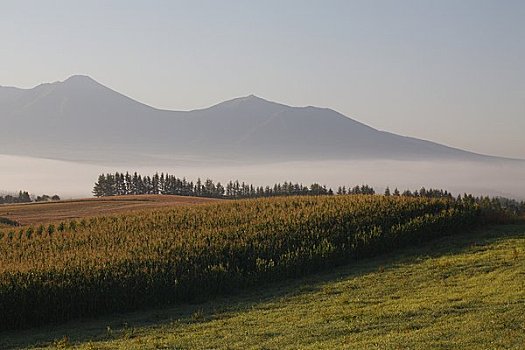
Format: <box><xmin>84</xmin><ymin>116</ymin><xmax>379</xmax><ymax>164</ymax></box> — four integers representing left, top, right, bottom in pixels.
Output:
<box><xmin>229</xmin><ymin>94</ymin><xmax>268</xmax><ymax>103</ymax></box>
<box><xmin>244</xmin><ymin>94</ymin><xmax>263</xmax><ymax>100</ymax></box>
<box><xmin>64</xmin><ymin>74</ymin><xmax>94</xmax><ymax>82</ymax></box>
<box><xmin>62</xmin><ymin>75</ymin><xmax>100</xmax><ymax>87</ymax></box>
<box><xmin>211</xmin><ymin>94</ymin><xmax>288</xmax><ymax>110</ymax></box>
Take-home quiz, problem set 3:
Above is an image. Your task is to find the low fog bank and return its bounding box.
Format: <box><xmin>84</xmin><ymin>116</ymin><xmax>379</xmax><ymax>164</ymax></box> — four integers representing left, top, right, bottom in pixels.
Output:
<box><xmin>0</xmin><ymin>154</ymin><xmax>524</xmax><ymax>200</ymax></box>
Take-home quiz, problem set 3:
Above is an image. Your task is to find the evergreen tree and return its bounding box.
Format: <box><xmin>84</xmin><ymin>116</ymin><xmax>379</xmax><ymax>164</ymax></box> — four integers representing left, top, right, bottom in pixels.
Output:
<box><xmin>93</xmin><ymin>174</ymin><xmax>107</xmax><ymax>197</ymax></box>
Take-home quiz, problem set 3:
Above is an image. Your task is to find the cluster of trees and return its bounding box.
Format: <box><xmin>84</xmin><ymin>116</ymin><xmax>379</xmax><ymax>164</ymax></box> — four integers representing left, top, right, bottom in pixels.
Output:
<box><xmin>35</xmin><ymin>194</ymin><xmax>61</xmax><ymax>202</ymax></box>
<box><xmin>478</xmin><ymin>196</ymin><xmax>525</xmax><ymax>216</ymax></box>
<box><xmin>336</xmin><ymin>185</ymin><xmax>375</xmax><ymax>195</ymax></box>
<box><xmin>0</xmin><ymin>191</ymin><xmax>31</xmax><ymax>204</ymax></box>
<box><xmin>93</xmin><ymin>172</ymin><xmax>334</xmax><ymax>198</ymax></box>
<box><xmin>381</xmin><ymin>187</ymin><xmax>524</xmax><ymax>214</ymax></box>
<box><xmin>0</xmin><ymin>191</ymin><xmax>60</xmax><ymax>205</ymax></box>
<box><xmin>383</xmin><ymin>187</ymin><xmax>454</xmax><ymax>198</ymax></box>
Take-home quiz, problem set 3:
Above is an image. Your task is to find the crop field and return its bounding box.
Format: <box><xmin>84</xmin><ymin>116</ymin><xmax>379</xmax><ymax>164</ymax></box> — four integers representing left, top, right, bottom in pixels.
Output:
<box><xmin>0</xmin><ymin>194</ymin><xmax>504</xmax><ymax>331</ymax></box>
<box><xmin>0</xmin><ymin>195</ymin><xmax>219</xmax><ymax>226</ymax></box>
<box><xmin>1</xmin><ymin>221</ymin><xmax>523</xmax><ymax>349</ymax></box>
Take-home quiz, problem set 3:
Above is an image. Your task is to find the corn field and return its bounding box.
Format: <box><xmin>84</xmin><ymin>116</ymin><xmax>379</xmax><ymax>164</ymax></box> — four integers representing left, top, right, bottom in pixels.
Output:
<box><xmin>0</xmin><ymin>195</ymin><xmax>503</xmax><ymax>330</ymax></box>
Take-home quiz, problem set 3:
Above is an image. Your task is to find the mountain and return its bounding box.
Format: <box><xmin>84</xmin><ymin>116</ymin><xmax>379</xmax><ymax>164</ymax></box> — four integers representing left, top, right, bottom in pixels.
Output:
<box><xmin>0</xmin><ymin>75</ymin><xmax>514</xmax><ymax>164</ymax></box>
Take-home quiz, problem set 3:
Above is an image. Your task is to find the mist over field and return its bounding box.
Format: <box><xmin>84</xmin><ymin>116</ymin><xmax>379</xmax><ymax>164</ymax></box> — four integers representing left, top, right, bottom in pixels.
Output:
<box><xmin>1</xmin><ymin>154</ymin><xmax>523</xmax><ymax>200</ymax></box>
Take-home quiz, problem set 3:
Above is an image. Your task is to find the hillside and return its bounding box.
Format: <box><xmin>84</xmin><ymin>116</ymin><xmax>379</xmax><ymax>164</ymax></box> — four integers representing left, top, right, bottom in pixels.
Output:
<box><xmin>2</xmin><ymin>222</ymin><xmax>523</xmax><ymax>349</ymax></box>
<box><xmin>0</xmin><ymin>76</ymin><xmax>510</xmax><ymax>163</ymax></box>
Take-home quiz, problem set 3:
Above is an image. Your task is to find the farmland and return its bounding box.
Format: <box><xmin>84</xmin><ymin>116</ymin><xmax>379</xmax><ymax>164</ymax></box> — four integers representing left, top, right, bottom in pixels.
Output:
<box><xmin>1</xmin><ymin>221</ymin><xmax>523</xmax><ymax>349</ymax></box>
<box><xmin>0</xmin><ymin>195</ymin><xmax>219</xmax><ymax>226</ymax></box>
<box><xmin>0</xmin><ymin>194</ymin><xmax>509</xmax><ymax>331</ymax></box>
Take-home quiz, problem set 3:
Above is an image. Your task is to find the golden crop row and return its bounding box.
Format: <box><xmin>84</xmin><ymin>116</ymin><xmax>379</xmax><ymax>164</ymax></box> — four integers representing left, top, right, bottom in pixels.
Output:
<box><xmin>0</xmin><ymin>195</ymin><xmax>491</xmax><ymax>330</ymax></box>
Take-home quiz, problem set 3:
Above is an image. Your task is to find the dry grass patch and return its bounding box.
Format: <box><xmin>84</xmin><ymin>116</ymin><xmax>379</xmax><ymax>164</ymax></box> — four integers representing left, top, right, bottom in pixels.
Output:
<box><xmin>0</xmin><ymin>195</ymin><xmax>220</xmax><ymax>226</ymax></box>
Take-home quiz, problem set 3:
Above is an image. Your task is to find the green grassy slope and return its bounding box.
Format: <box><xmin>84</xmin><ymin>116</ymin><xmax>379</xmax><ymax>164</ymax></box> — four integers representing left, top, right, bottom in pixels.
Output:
<box><xmin>2</xmin><ymin>223</ymin><xmax>524</xmax><ymax>350</ymax></box>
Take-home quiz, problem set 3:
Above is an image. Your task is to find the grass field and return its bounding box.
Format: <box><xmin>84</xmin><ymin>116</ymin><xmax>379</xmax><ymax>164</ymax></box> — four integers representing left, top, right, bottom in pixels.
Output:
<box><xmin>1</xmin><ymin>222</ymin><xmax>523</xmax><ymax>349</ymax></box>
<box><xmin>0</xmin><ymin>195</ymin><xmax>219</xmax><ymax>226</ymax></box>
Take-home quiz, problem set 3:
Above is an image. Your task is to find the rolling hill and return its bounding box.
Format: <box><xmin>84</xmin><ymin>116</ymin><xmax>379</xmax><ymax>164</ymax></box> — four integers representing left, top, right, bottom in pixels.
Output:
<box><xmin>0</xmin><ymin>75</ymin><xmax>511</xmax><ymax>164</ymax></box>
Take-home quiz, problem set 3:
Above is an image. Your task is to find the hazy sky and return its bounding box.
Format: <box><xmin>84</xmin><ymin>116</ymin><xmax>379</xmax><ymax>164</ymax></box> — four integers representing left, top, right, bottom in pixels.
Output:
<box><xmin>1</xmin><ymin>0</ymin><xmax>524</xmax><ymax>158</ymax></box>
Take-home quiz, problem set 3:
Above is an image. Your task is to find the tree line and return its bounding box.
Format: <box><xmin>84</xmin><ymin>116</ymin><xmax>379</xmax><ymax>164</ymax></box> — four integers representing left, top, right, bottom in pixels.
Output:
<box><xmin>0</xmin><ymin>191</ymin><xmax>31</xmax><ymax>204</ymax></box>
<box><xmin>93</xmin><ymin>172</ymin><xmax>335</xmax><ymax>198</ymax></box>
<box><xmin>92</xmin><ymin>172</ymin><xmax>525</xmax><ymax>214</ymax></box>
<box><xmin>0</xmin><ymin>191</ymin><xmax>60</xmax><ymax>205</ymax></box>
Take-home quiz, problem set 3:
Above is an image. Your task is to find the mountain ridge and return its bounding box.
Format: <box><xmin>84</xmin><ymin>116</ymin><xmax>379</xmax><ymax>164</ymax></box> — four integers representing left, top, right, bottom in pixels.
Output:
<box><xmin>0</xmin><ymin>75</ymin><xmax>522</xmax><ymax>164</ymax></box>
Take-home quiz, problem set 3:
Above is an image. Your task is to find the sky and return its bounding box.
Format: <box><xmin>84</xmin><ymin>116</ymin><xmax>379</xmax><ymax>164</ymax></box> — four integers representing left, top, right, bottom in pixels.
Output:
<box><xmin>1</xmin><ymin>0</ymin><xmax>524</xmax><ymax>159</ymax></box>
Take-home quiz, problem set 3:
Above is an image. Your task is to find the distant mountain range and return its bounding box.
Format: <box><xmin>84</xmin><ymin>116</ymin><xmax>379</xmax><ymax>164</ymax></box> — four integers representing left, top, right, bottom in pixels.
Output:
<box><xmin>0</xmin><ymin>75</ymin><xmax>517</xmax><ymax>164</ymax></box>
